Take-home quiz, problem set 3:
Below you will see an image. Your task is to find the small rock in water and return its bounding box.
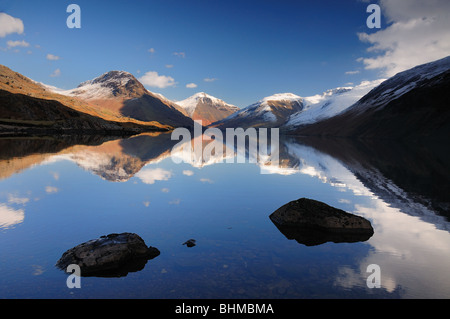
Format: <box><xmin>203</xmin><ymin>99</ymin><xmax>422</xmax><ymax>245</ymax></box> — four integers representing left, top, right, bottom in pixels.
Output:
<box><xmin>56</xmin><ymin>233</ymin><xmax>160</xmax><ymax>277</ymax></box>
<box><xmin>183</xmin><ymin>239</ymin><xmax>196</xmax><ymax>247</ymax></box>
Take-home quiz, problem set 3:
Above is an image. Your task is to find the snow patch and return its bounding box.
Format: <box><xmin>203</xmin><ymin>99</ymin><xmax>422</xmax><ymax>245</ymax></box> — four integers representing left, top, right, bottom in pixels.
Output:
<box><xmin>285</xmin><ymin>80</ymin><xmax>385</xmax><ymax>127</ymax></box>
<box><xmin>177</xmin><ymin>92</ymin><xmax>238</xmax><ymax>116</ymax></box>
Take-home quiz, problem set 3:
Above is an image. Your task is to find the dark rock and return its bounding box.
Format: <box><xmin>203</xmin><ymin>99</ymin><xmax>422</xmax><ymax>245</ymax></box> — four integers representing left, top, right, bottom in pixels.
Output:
<box><xmin>56</xmin><ymin>233</ymin><xmax>160</xmax><ymax>277</ymax></box>
<box><xmin>270</xmin><ymin>198</ymin><xmax>374</xmax><ymax>246</ymax></box>
<box><xmin>183</xmin><ymin>239</ymin><xmax>196</xmax><ymax>248</ymax></box>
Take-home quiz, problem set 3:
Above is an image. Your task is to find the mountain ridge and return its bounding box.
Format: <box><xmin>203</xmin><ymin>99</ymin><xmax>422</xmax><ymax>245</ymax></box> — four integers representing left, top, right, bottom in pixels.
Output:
<box><xmin>0</xmin><ymin>65</ymin><xmax>175</xmax><ymax>134</ymax></box>
<box><xmin>43</xmin><ymin>70</ymin><xmax>194</xmax><ymax>129</ymax></box>
<box><xmin>2</xmin><ymin>55</ymin><xmax>449</xmax><ymax>139</ymax></box>
<box><xmin>211</xmin><ymin>93</ymin><xmax>304</xmax><ymax>129</ymax></box>
<box><xmin>289</xmin><ymin>56</ymin><xmax>450</xmax><ymax>139</ymax></box>
<box><xmin>177</xmin><ymin>92</ymin><xmax>240</xmax><ymax>125</ymax></box>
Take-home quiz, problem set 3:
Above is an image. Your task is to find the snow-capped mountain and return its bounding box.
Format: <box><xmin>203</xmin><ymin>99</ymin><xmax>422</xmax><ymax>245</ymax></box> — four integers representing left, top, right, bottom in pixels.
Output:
<box><xmin>291</xmin><ymin>55</ymin><xmax>450</xmax><ymax>139</ymax></box>
<box><xmin>47</xmin><ymin>70</ymin><xmax>194</xmax><ymax>128</ymax></box>
<box><xmin>212</xmin><ymin>93</ymin><xmax>304</xmax><ymax>129</ymax></box>
<box><xmin>62</xmin><ymin>71</ymin><xmax>148</xmax><ymax>100</ymax></box>
<box><xmin>0</xmin><ymin>65</ymin><xmax>170</xmax><ymax>133</ymax></box>
<box><xmin>350</xmin><ymin>55</ymin><xmax>450</xmax><ymax>114</ymax></box>
<box><xmin>177</xmin><ymin>92</ymin><xmax>240</xmax><ymax>125</ymax></box>
<box><xmin>212</xmin><ymin>82</ymin><xmax>385</xmax><ymax>130</ymax></box>
<box><xmin>283</xmin><ymin>80</ymin><xmax>384</xmax><ymax>129</ymax></box>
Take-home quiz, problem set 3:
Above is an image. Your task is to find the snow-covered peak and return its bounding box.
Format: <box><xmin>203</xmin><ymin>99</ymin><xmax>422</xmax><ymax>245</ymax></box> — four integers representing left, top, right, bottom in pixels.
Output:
<box><xmin>243</xmin><ymin>93</ymin><xmax>303</xmax><ymax>113</ymax></box>
<box><xmin>192</xmin><ymin>92</ymin><xmax>209</xmax><ymax>98</ymax></box>
<box><xmin>223</xmin><ymin>93</ymin><xmax>304</xmax><ymax>125</ymax></box>
<box><xmin>284</xmin><ymin>80</ymin><xmax>385</xmax><ymax>128</ymax></box>
<box><xmin>303</xmin><ymin>86</ymin><xmax>356</xmax><ymax>105</ymax></box>
<box><xmin>349</xmin><ymin>55</ymin><xmax>450</xmax><ymax>113</ymax></box>
<box><xmin>52</xmin><ymin>70</ymin><xmax>148</xmax><ymax>100</ymax></box>
<box><xmin>260</xmin><ymin>93</ymin><xmax>303</xmax><ymax>104</ymax></box>
<box><xmin>323</xmin><ymin>87</ymin><xmax>354</xmax><ymax>98</ymax></box>
<box><xmin>177</xmin><ymin>92</ymin><xmax>238</xmax><ymax>116</ymax></box>
<box><xmin>77</xmin><ymin>71</ymin><xmax>135</xmax><ymax>88</ymax></box>
<box><xmin>179</xmin><ymin>92</ymin><xmax>231</xmax><ymax>105</ymax></box>
<box><xmin>394</xmin><ymin>55</ymin><xmax>450</xmax><ymax>82</ymax></box>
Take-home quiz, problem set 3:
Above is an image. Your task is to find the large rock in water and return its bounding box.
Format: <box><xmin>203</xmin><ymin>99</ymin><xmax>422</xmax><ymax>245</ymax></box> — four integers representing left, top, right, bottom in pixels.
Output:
<box><xmin>56</xmin><ymin>233</ymin><xmax>160</xmax><ymax>277</ymax></box>
<box><xmin>270</xmin><ymin>198</ymin><xmax>374</xmax><ymax>246</ymax></box>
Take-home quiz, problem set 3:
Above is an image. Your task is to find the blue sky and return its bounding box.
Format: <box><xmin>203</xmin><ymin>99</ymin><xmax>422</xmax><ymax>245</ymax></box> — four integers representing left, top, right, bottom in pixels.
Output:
<box><xmin>1</xmin><ymin>0</ymin><xmax>449</xmax><ymax>107</ymax></box>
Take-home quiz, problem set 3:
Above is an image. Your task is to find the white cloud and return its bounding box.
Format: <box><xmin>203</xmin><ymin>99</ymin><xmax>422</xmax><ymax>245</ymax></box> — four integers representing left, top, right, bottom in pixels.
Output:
<box><xmin>173</xmin><ymin>52</ymin><xmax>186</xmax><ymax>58</ymax></box>
<box><xmin>50</xmin><ymin>68</ymin><xmax>61</xmax><ymax>77</ymax></box>
<box><xmin>0</xmin><ymin>13</ymin><xmax>24</xmax><ymax>38</ymax></box>
<box><xmin>46</xmin><ymin>54</ymin><xmax>61</xmax><ymax>61</ymax></box>
<box><xmin>200</xmin><ymin>178</ymin><xmax>214</xmax><ymax>184</ymax></box>
<box><xmin>136</xmin><ymin>168</ymin><xmax>173</xmax><ymax>184</ymax></box>
<box><xmin>138</xmin><ymin>71</ymin><xmax>176</xmax><ymax>89</ymax></box>
<box><xmin>345</xmin><ymin>70</ymin><xmax>360</xmax><ymax>75</ymax></box>
<box><xmin>165</xmin><ymin>64</ymin><xmax>174</xmax><ymax>68</ymax></box>
<box><xmin>148</xmin><ymin>48</ymin><xmax>155</xmax><ymax>54</ymax></box>
<box><xmin>357</xmin><ymin>0</ymin><xmax>450</xmax><ymax>77</ymax></box>
<box><xmin>7</xmin><ymin>40</ymin><xmax>29</xmax><ymax>48</ymax></box>
<box><xmin>186</xmin><ymin>83</ymin><xmax>197</xmax><ymax>88</ymax></box>
<box><xmin>204</xmin><ymin>77</ymin><xmax>218</xmax><ymax>82</ymax></box>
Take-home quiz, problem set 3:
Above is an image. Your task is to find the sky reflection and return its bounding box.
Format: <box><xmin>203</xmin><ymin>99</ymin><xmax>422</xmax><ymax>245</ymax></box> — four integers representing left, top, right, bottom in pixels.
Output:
<box><xmin>0</xmin><ymin>134</ymin><xmax>448</xmax><ymax>298</ymax></box>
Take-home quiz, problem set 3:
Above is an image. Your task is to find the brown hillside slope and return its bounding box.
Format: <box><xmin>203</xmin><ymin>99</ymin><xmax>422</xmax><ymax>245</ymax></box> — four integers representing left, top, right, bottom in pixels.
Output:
<box><xmin>0</xmin><ymin>65</ymin><xmax>171</xmax><ymax>134</ymax></box>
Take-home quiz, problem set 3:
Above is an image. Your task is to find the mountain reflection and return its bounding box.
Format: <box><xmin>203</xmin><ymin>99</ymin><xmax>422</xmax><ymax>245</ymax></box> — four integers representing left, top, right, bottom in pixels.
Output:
<box><xmin>292</xmin><ymin>137</ymin><xmax>450</xmax><ymax>225</ymax></box>
<box><xmin>1</xmin><ymin>133</ymin><xmax>450</xmax><ymax>296</ymax></box>
<box><xmin>0</xmin><ymin>133</ymin><xmax>449</xmax><ymax>230</ymax></box>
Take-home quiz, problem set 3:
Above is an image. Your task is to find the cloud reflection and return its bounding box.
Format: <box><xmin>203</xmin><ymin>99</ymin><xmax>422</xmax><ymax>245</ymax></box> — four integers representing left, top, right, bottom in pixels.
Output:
<box><xmin>0</xmin><ymin>204</ymin><xmax>24</xmax><ymax>229</ymax></box>
<box><xmin>135</xmin><ymin>167</ymin><xmax>173</xmax><ymax>185</ymax></box>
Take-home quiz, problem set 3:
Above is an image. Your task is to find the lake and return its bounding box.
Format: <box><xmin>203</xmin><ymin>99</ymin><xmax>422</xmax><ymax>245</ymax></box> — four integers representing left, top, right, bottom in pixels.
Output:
<box><xmin>0</xmin><ymin>133</ymin><xmax>449</xmax><ymax>299</ymax></box>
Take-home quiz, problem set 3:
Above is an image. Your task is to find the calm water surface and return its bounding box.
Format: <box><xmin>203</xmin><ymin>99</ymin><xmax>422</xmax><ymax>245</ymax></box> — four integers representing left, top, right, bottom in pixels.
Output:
<box><xmin>0</xmin><ymin>133</ymin><xmax>449</xmax><ymax>299</ymax></box>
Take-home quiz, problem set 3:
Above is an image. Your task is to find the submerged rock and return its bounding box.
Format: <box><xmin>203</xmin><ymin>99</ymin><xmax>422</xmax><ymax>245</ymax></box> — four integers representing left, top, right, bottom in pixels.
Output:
<box><xmin>183</xmin><ymin>239</ymin><xmax>196</xmax><ymax>248</ymax></box>
<box><xmin>270</xmin><ymin>198</ymin><xmax>374</xmax><ymax>246</ymax></box>
<box><xmin>56</xmin><ymin>233</ymin><xmax>160</xmax><ymax>277</ymax></box>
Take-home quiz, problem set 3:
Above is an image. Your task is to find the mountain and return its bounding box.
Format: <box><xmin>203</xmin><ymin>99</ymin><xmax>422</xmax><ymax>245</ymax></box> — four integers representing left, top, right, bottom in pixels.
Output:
<box><xmin>212</xmin><ymin>93</ymin><xmax>304</xmax><ymax>129</ymax></box>
<box><xmin>176</xmin><ymin>92</ymin><xmax>240</xmax><ymax>126</ymax></box>
<box><xmin>282</xmin><ymin>80</ymin><xmax>384</xmax><ymax>130</ymax></box>
<box><xmin>53</xmin><ymin>71</ymin><xmax>194</xmax><ymax>128</ymax></box>
<box><xmin>289</xmin><ymin>56</ymin><xmax>450</xmax><ymax>139</ymax></box>
<box><xmin>211</xmin><ymin>82</ymin><xmax>383</xmax><ymax>130</ymax></box>
<box><xmin>0</xmin><ymin>65</ymin><xmax>170</xmax><ymax>134</ymax></box>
